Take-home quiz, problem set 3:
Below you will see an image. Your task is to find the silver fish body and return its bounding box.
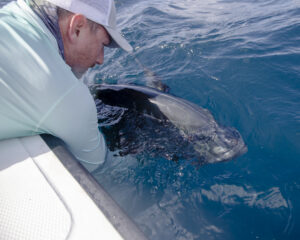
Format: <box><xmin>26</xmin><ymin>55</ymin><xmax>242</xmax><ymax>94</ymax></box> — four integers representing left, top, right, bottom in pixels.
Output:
<box><xmin>91</xmin><ymin>84</ymin><xmax>247</xmax><ymax>163</ymax></box>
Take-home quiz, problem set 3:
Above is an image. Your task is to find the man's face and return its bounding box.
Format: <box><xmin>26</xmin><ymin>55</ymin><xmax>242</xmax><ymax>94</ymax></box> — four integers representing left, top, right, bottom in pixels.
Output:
<box><xmin>66</xmin><ymin>21</ymin><xmax>111</xmax><ymax>78</ymax></box>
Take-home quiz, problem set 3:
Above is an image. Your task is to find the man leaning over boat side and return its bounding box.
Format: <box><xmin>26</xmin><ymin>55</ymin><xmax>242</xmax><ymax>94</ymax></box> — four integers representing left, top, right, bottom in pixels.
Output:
<box><xmin>0</xmin><ymin>0</ymin><xmax>132</xmax><ymax>171</ymax></box>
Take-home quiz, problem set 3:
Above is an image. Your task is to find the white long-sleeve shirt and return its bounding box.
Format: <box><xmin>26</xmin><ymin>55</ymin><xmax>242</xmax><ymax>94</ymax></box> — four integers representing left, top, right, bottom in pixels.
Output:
<box><xmin>0</xmin><ymin>0</ymin><xmax>106</xmax><ymax>168</ymax></box>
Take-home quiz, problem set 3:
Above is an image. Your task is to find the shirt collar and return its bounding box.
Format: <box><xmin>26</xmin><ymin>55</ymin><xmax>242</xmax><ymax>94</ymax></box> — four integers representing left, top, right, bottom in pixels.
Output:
<box><xmin>24</xmin><ymin>0</ymin><xmax>65</xmax><ymax>60</ymax></box>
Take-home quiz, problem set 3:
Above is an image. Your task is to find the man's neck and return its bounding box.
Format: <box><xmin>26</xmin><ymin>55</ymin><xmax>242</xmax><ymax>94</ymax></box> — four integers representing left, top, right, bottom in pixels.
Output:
<box><xmin>25</xmin><ymin>0</ymin><xmax>65</xmax><ymax>60</ymax></box>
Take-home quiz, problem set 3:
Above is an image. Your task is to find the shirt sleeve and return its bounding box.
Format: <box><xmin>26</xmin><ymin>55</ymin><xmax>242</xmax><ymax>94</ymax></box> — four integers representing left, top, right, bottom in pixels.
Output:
<box><xmin>0</xmin><ymin>0</ymin><xmax>106</xmax><ymax>171</ymax></box>
<box><xmin>41</xmin><ymin>82</ymin><xmax>107</xmax><ymax>170</ymax></box>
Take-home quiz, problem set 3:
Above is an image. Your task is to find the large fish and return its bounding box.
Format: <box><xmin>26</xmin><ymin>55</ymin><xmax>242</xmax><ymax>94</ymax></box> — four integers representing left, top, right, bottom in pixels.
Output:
<box><xmin>90</xmin><ymin>84</ymin><xmax>247</xmax><ymax>164</ymax></box>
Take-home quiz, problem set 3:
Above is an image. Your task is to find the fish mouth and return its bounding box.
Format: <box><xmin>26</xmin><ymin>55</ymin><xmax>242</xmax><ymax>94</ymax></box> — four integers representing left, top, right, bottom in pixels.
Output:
<box><xmin>211</xmin><ymin>141</ymin><xmax>248</xmax><ymax>163</ymax></box>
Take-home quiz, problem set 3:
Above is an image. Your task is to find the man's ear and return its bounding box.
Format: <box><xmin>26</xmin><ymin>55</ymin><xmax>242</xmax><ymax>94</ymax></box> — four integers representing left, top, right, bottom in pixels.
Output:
<box><xmin>67</xmin><ymin>14</ymin><xmax>87</xmax><ymax>43</ymax></box>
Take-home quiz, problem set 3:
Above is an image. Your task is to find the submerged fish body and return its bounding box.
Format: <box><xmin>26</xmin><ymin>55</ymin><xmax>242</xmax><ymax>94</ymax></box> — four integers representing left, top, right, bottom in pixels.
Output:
<box><xmin>90</xmin><ymin>84</ymin><xmax>247</xmax><ymax>164</ymax></box>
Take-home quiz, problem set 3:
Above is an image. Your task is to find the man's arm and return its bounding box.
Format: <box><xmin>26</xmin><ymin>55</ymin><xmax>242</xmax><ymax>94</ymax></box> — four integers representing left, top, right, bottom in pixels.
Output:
<box><xmin>41</xmin><ymin>82</ymin><xmax>107</xmax><ymax>171</ymax></box>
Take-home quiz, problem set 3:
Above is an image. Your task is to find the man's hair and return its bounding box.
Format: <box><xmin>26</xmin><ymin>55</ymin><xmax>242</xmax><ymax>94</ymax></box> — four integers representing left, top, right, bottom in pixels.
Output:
<box><xmin>57</xmin><ymin>7</ymin><xmax>99</xmax><ymax>32</ymax></box>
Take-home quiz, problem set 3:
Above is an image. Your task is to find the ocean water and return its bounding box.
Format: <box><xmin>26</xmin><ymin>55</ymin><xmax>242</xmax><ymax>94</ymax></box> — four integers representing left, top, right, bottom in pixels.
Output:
<box><xmin>88</xmin><ymin>0</ymin><xmax>300</xmax><ymax>239</ymax></box>
<box><xmin>1</xmin><ymin>0</ymin><xmax>299</xmax><ymax>239</ymax></box>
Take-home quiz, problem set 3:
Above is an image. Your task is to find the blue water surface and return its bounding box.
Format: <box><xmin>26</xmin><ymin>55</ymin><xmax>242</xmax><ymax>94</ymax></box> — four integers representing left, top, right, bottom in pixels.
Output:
<box><xmin>86</xmin><ymin>0</ymin><xmax>300</xmax><ymax>239</ymax></box>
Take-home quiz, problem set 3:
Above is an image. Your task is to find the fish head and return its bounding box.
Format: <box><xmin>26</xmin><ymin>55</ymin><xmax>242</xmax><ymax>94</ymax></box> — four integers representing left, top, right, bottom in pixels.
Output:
<box><xmin>193</xmin><ymin>126</ymin><xmax>247</xmax><ymax>163</ymax></box>
<box><xmin>210</xmin><ymin>126</ymin><xmax>248</xmax><ymax>162</ymax></box>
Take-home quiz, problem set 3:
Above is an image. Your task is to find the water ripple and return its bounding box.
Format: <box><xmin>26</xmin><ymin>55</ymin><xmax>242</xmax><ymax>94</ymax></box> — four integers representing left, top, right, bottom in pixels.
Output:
<box><xmin>201</xmin><ymin>184</ymin><xmax>288</xmax><ymax>209</ymax></box>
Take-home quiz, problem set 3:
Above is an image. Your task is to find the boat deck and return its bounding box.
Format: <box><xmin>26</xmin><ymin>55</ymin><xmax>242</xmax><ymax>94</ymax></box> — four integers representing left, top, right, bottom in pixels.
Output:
<box><xmin>0</xmin><ymin>135</ymin><xmax>147</xmax><ymax>240</ymax></box>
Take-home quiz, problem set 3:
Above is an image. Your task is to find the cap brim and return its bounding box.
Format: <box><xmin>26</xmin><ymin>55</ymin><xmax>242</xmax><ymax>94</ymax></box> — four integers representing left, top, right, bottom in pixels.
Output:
<box><xmin>105</xmin><ymin>26</ymin><xmax>133</xmax><ymax>53</ymax></box>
